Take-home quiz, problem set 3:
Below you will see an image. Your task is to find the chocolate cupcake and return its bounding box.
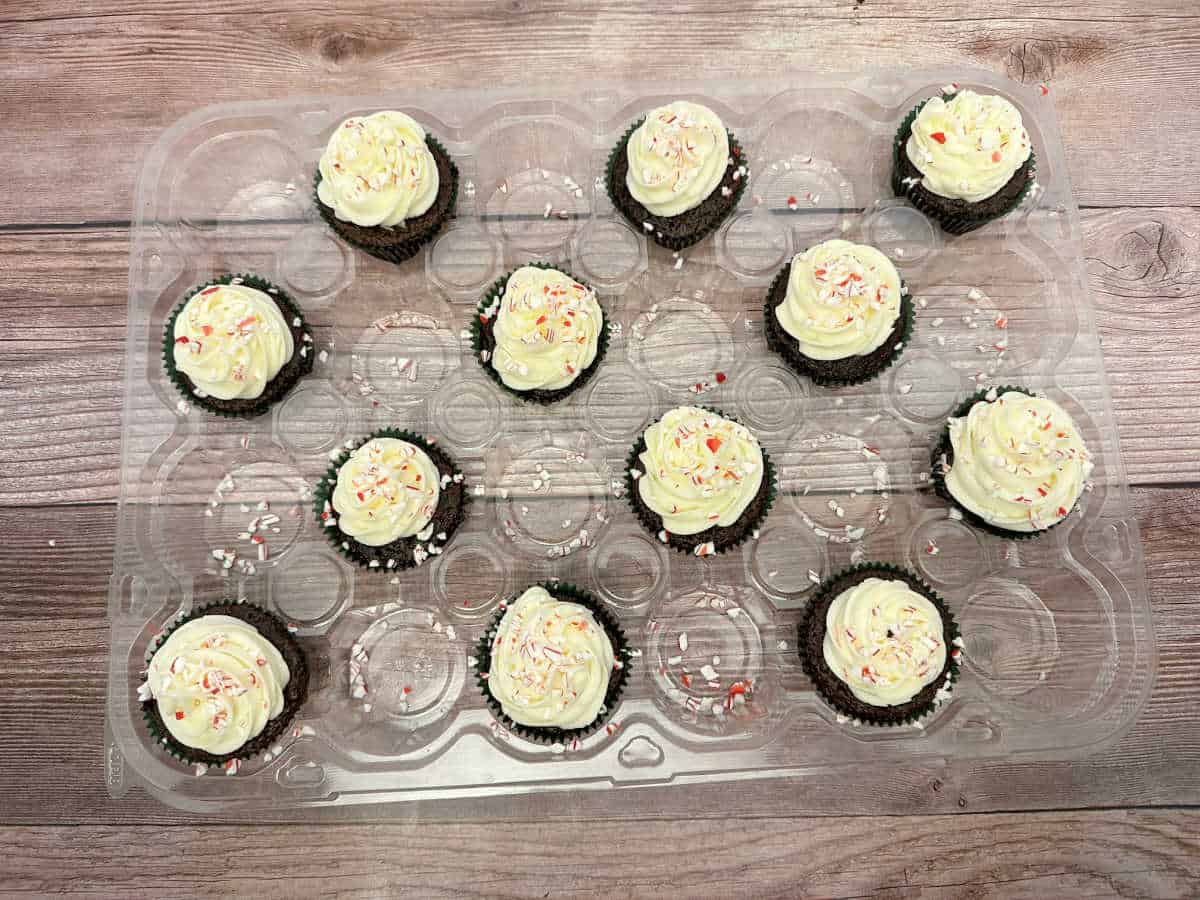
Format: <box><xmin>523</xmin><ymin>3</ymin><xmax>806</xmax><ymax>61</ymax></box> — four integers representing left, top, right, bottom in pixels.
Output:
<box><xmin>932</xmin><ymin>386</ymin><xmax>1094</xmax><ymax>538</ymax></box>
<box><xmin>163</xmin><ymin>274</ymin><xmax>314</xmax><ymax>418</ymax></box>
<box><xmin>472</xmin><ymin>263</ymin><xmax>608</xmax><ymax>404</ymax></box>
<box><xmin>474</xmin><ymin>582</ymin><xmax>632</xmax><ymax>744</ymax></box>
<box><xmin>799</xmin><ymin>564</ymin><xmax>961</xmax><ymax>726</ymax></box>
<box><xmin>764</xmin><ymin>239</ymin><xmax>913</xmax><ymax>386</ymax></box>
<box><xmin>138</xmin><ymin>601</ymin><xmax>309</xmax><ymax>773</ymax></box>
<box><xmin>892</xmin><ymin>87</ymin><xmax>1036</xmax><ymax>235</ymax></box>
<box><xmin>314</xmin><ymin>111</ymin><xmax>458</xmax><ymax>265</ymax></box>
<box><xmin>313</xmin><ymin>429</ymin><xmax>467</xmax><ymax>570</ymax></box>
<box><xmin>607</xmin><ymin>100</ymin><xmax>747</xmax><ymax>251</ymax></box>
<box><xmin>626</xmin><ymin>405</ymin><xmax>775</xmax><ymax>556</ymax></box>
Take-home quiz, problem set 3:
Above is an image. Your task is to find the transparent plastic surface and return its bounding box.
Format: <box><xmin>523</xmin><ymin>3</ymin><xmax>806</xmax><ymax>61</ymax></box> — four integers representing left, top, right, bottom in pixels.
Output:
<box><xmin>108</xmin><ymin>71</ymin><xmax>1154</xmax><ymax>814</ymax></box>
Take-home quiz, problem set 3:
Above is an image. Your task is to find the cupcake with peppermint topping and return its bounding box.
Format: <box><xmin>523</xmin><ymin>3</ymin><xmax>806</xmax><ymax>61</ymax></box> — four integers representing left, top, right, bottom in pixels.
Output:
<box><xmin>764</xmin><ymin>239</ymin><xmax>913</xmax><ymax>386</ymax></box>
<box><xmin>932</xmin><ymin>386</ymin><xmax>1094</xmax><ymax>538</ymax></box>
<box><xmin>139</xmin><ymin>601</ymin><xmax>309</xmax><ymax>772</ymax></box>
<box><xmin>474</xmin><ymin>582</ymin><xmax>632</xmax><ymax>743</ymax></box>
<box><xmin>314</xmin><ymin>110</ymin><xmax>458</xmax><ymax>265</ymax></box>
<box><xmin>607</xmin><ymin>100</ymin><xmax>747</xmax><ymax>251</ymax></box>
<box><xmin>625</xmin><ymin>405</ymin><xmax>775</xmax><ymax>556</ymax></box>
<box><xmin>472</xmin><ymin>263</ymin><xmax>608</xmax><ymax>404</ymax></box>
<box><xmin>163</xmin><ymin>273</ymin><xmax>314</xmax><ymax>418</ymax></box>
<box><xmin>892</xmin><ymin>86</ymin><xmax>1036</xmax><ymax>235</ymax></box>
<box><xmin>799</xmin><ymin>563</ymin><xmax>961</xmax><ymax>726</ymax></box>
<box><xmin>312</xmin><ymin>429</ymin><xmax>468</xmax><ymax>570</ymax></box>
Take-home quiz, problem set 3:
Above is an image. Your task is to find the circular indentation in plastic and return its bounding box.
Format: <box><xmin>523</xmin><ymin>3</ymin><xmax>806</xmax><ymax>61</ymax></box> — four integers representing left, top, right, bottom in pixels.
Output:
<box><xmin>756</xmin><ymin>157</ymin><xmax>855</xmax><ymax>248</ymax></box>
<box><xmin>268</xmin><ymin>544</ymin><xmax>351</xmax><ymax>630</ymax></box>
<box><xmin>886</xmin><ymin>354</ymin><xmax>963</xmax><ymax>424</ymax></box>
<box><xmin>431</xmin><ymin>378</ymin><xmax>502</xmax><ymax>450</ymax></box>
<box><xmin>909</xmin><ymin>517</ymin><xmax>985</xmax><ymax>588</ymax></box>
<box><xmin>349</xmin><ymin>312</ymin><xmax>457</xmax><ymax>411</ymax></box>
<box><xmin>279</xmin><ymin>225</ymin><xmax>352</xmax><ymax>300</ymax></box>
<box><xmin>747</xmin><ymin>520</ymin><xmax>827</xmax><ymax>608</ymax></box>
<box><xmin>590</xmin><ymin>527</ymin><xmax>665</xmax><ymax>611</ymax></box>
<box><xmin>584</xmin><ymin>367</ymin><xmax>655</xmax><ymax>441</ymax></box>
<box><xmin>434</xmin><ymin>538</ymin><xmax>508</xmax><ymax>622</ymax></box>
<box><xmin>201</xmin><ymin>460</ymin><xmax>309</xmax><ymax>572</ymax></box>
<box><xmin>735</xmin><ymin>363</ymin><xmax>807</xmax><ymax>435</ymax></box>
<box><xmin>427</xmin><ymin>222</ymin><xmax>500</xmax><ymax>297</ymax></box>
<box><xmin>351</xmin><ymin>608</ymin><xmax>466</xmax><ymax>728</ymax></box>
<box><xmin>627</xmin><ymin>297</ymin><xmax>734</xmax><ymax>394</ymax></box>
<box><xmin>960</xmin><ymin>578</ymin><xmax>1059</xmax><ymax>698</ymax></box>
<box><xmin>492</xmin><ymin>169</ymin><xmax>585</xmax><ymax>251</ymax></box>
<box><xmin>497</xmin><ymin>445</ymin><xmax>609</xmax><ymax>560</ymax></box>
<box><xmin>275</xmin><ymin>383</ymin><xmax>348</xmax><ymax>454</ymax></box>
<box><xmin>715</xmin><ymin>210</ymin><xmax>790</xmax><ymax>278</ymax></box>
<box><xmin>864</xmin><ymin>200</ymin><xmax>940</xmax><ymax>266</ymax></box>
<box><xmin>572</xmin><ymin>218</ymin><xmax>644</xmax><ymax>288</ymax></box>
<box><xmin>647</xmin><ymin>588</ymin><xmax>774</xmax><ymax>735</ymax></box>
<box><xmin>784</xmin><ymin>431</ymin><xmax>891</xmax><ymax>543</ymax></box>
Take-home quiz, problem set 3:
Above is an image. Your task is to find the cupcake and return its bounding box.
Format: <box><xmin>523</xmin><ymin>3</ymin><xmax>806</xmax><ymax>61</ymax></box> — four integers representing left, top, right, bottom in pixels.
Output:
<box><xmin>799</xmin><ymin>564</ymin><xmax>960</xmax><ymax>726</ymax></box>
<box><xmin>626</xmin><ymin>405</ymin><xmax>775</xmax><ymax>556</ymax></box>
<box><xmin>607</xmin><ymin>100</ymin><xmax>747</xmax><ymax>251</ymax></box>
<box><xmin>892</xmin><ymin>87</ymin><xmax>1036</xmax><ymax>235</ymax></box>
<box><xmin>475</xmin><ymin>582</ymin><xmax>631</xmax><ymax>743</ymax></box>
<box><xmin>472</xmin><ymin>263</ymin><xmax>608</xmax><ymax>404</ymax></box>
<box><xmin>932</xmin><ymin>387</ymin><xmax>1093</xmax><ymax>537</ymax></box>
<box><xmin>164</xmin><ymin>274</ymin><xmax>314</xmax><ymax>418</ymax></box>
<box><xmin>313</xmin><ymin>429</ymin><xmax>467</xmax><ymax>570</ymax></box>
<box><xmin>763</xmin><ymin>239</ymin><xmax>912</xmax><ymax>386</ymax></box>
<box><xmin>138</xmin><ymin>602</ymin><xmax>309</xmax><ymax>771</ymax></box>
<box><xmin>314</xmin><ymin>111</ymin><xmax>458</xmax><ymax>265</ymax></box>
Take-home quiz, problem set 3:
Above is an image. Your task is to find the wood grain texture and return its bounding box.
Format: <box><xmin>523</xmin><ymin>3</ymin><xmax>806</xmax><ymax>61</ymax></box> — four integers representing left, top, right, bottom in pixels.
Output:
<box><xmin>3</xmin><ymin>810</ymin><xmax>1200</xmax><ymax>898</ymax></box>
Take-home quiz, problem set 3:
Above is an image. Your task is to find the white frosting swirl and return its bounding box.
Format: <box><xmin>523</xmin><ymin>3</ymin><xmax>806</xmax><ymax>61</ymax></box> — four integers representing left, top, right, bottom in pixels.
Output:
<box><xmin>637</xmin><ymin>406</ymin><xmax>764</xmax><ymax>536</ymax></box>
<box><xmin>487</xmin><ymin>586</ymin><xmax>616</xmax><ymax>729</ymax></box>
<box><xmin>488</xmin><ymin>266</ymin><xmax>603</xmax><ymax>392</ymax></box>
<box><xmin>905</xmin><ymin>89</ymin><xmax>1032</xmax><ymax>203</ymax></box>
<box><xmin>823</xmin><ymin>578</ymin><xmax>946</xmax><ymax>707</ymax></box>
<box><xmin>146</xmin><ymin>614</ymin><xmax>290</xmax><ymax>755</ymax></box>
<box><xmin>317</xmin><ymin>111</ymin><xmax>439</xmax><ymax>228</ymax></box>
<box><xmin>331</xmin><ymin>438</ymin><xmax>440</xmax><ymax>546</ymax></box>
<box><xmin>774</xmin><ymin>240</ymin><xmax>902</xmax><ymax>360</ymax></box>
<box><xmin>944</xmin><ymin>391</ymin><xmax>1093</xmax><ymax>532</ymax></box>
<box><xmin>172</xmin><ymin>283</ymin><xmax>295</xmax><ymax>400</ymax></box>
<box><xmin>625</xmin><ymin>101</ymin><xmax>730</xmax><ymax>217</ymax></box>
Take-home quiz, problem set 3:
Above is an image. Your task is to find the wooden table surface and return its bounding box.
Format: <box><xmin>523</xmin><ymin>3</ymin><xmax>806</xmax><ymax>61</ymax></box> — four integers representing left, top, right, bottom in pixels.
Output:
<box><xmin>3</xmin><ymin>1</ymin><xmax>1200</xmax><ymax>897</ymax></box>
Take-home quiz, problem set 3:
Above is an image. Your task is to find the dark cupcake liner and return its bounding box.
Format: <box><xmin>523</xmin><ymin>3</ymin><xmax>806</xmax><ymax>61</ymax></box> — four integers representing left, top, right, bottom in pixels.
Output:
<box><xmin>313</xmin><ymin>134</ymin><xmax>459</xmax><ymax>265</ymax></box>
<box><xmin>163</xmin><ymin>273</ymin><xmax>315</xmax><ymax>419</ymax></box>
<box><xmin>891</xmin><ymin>95</ymin><xmax>1036</xmax><ymax>236</ymax></box>
<box><xmin>312</xmin><ymin>428</ymin><xmax>469</xmax><ymax>570</ymax></box>
<box><xmin>606</xmin><ymin>117</ymin><xmax>748</xmax><ymax>251</ymax></box>
<box><xmin>470</xmin><ymin>263</ymin><xmax>610</xmax><ymax>405</ymax></box>
<box><xmin>930</xmin><ymin>385</ymin><xmax>1068</xmax><ymax>540</ymax></box>
<box><xmin>624</xmin><ymin>405</ymin><xmax>776</xmax><ymax>556</ymax></box>
<box><xmin>139</xmin><ymin>599</ymin><xmax>310</xmax><ymax>771</ymax></box>
<box><xmin>473</xmin><ymin>581</ymin><xmax>634</xmax><ymax>744</ymax></box>
<box><xmin>798</xmin><ymin>563</ymin><xmax>961</xmax><ymax>727</ymax></box>
<box><xmin>762</xmin><ymin>258</ymin><xmax>914</xmax><ymax>387</ymax></box>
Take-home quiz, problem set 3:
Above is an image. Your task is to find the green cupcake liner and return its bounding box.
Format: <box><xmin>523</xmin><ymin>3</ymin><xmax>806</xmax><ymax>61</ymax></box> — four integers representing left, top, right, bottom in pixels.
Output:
<box><xmin>162</xmin><ymin>273</ymin><xmax>315</xmax><ymax>419</ymax></box>
<box><xmin>930</xmin><ymin>385</ymin><xmax>1070</xmax><ymax>540</ymax></box>
<box><xmin>624</xmin><ymin>405</ymin><xmax>777</xmax><ymax>556</ymax></box>
<box><xmin>762</xmin><ymin>259</ymin><xmax>915</xmax><ymax>388</ymax></box>
<box><xmin>606</xmin><ymin>117</ymin><xmax>748</xmax><ymax>251</ymax></box>
<box><xmin>798</xmin><ymin>562</ymin><xmax>961</xmax><ymax>727</ymax></box>
<box><xmin>139</xmin><ymin>599</ymin><xmax>310</xmax><ymax>772</ymax></box>
<box><xmin>313</xmin><ymin>134</ymin><xmax>459</xmax><ymax>265</ymax></box>
<box><xmin>891</xmin><ymin>95</ymin><xmax>1037</xmax><ymax>236</ymax></box>
<box><xmin>472</xmin><ymin>581</ymin><xmax>634</xmax><ymax>745</ymax></box>
<box><xmin>312</xmin><ymin>428</ymin><xmax>469</xmax><ymax>570</ymax></box>
<box><xmin>470</xmin><ymin>263</ymin><xmax>610</xmax><ymax>405</ymax></box>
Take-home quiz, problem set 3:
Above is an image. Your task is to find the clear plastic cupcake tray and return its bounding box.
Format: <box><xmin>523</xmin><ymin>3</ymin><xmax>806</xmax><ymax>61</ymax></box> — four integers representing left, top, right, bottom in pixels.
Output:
<box><xmin>107</xmin><ymin>70</ymin><xmax>1155</xmax><ymax>814</ymax></box>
